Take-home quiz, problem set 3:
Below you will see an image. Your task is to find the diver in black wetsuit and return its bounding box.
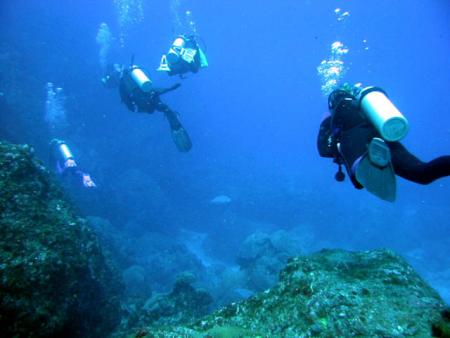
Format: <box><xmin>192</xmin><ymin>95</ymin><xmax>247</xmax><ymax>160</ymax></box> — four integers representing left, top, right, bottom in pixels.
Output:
<box><xmin>317</xmin><ymin>83</ymin><xmax>450</xmax><ymax>201</ymax></box>
<box><xmin>103</xmin><ymin>63</ymin><xmax>192</xmax><ymax>152</ymax></box>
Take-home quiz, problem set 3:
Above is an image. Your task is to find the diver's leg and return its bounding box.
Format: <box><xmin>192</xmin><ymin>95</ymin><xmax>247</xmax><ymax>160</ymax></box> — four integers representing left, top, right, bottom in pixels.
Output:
<box><xmin>340</xmin><ymin>125</ymin><xmax>396</xmax><ymax>201</ymax></box>
<box><xmin>390</xmin><ymin>142</ymin><xmax>450</xmax><ymax>184</ymax></box>
<box><xmin>158</xmin><ymin>103</ymin><xmax>192</xmax><ymax>152</ymax></box>
<box><xmin>339</xmin><ymin>125</ymin><xmax>377</xmax><ymax>188</ymax></box>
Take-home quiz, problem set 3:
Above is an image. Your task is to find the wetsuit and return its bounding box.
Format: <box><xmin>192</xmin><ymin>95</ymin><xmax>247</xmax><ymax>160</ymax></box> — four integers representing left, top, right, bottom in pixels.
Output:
<box><xmin>318</xmin><ymin>90</ymin><xmax>450</xmax><ymax>186</ymax></box>
<box><xmin>118</xmin><ymin>67</ymin><xmax>192</xmax><ymax>152</ymax></box>
<box><xmin>119</xmin><ymin>71</ymin><xmax>181</xmax><ymax>114</ymax></box>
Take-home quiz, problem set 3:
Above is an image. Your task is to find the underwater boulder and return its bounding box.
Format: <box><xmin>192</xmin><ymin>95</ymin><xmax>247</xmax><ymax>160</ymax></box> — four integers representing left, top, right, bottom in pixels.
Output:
<box><xmin>122</xmin><ymin>265</ymin><xmax>152</xmax><ymax>298</ymax></box>
<box><xmin>132</xmin><ymin>248</ymin><xmax>448</xmax><ymax>337</ymax></box>
<box><xmin>143</xmin><ymin>271</ymin><xmax>212</xmax><ymax>325</ymax></box>
<box><xmin>236</xmin><ymin>230</ymin><xmax>303</xmax><ymax>292</ymax></box>
<box><xmin>115</xmin><ymin>272</ymin><xmax>213</xmax><ymax>335</ymax></box>
<box><xmin>0</xmin><ymin>141</ymin><xmax>122</xmax><ymax>337</ymax></box>
<box><xmin>130</xmin><ymin>233</ymin><xmax>207</xmax><ymax>293</ymax></box>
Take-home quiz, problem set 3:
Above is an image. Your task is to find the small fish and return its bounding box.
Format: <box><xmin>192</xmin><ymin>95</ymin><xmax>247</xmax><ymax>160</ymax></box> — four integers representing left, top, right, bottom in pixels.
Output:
<box><xmin>209</xmin><ymin>195</ymin><xmax>232</xmax><ymax>205</ymax></box>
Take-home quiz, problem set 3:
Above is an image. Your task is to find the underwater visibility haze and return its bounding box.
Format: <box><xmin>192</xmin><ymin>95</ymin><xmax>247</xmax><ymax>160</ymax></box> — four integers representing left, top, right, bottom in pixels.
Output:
<box><xmin>0</xmin><ymin>0</ymin><xmax>449</xmax><ymax>336</ymax></box>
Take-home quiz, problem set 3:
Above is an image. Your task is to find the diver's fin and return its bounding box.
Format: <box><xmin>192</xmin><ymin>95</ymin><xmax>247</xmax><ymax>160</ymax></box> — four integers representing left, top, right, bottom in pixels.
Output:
<box><xmin>368</xmin><ymin>137</ymin><xmax>391</xmax><ymax>167</ymax></box>
<box><xmin>171</xmin><ymin>127</ymin><xmax>192</xmax><ymax>152</ymax></box>
<box><xmin>157</xmin><ymin>54</ymin><xmax>171</xmax><ymax>72</ymax></box>
<box><xmin>198</xmin><ymin>47</ymin><xmax>208</xmax><ymax>68</ymax></box>
<box><xmin>356</xmin><ymin>138</ymin><xmax>396</xmax><ymax>202</ymax></box>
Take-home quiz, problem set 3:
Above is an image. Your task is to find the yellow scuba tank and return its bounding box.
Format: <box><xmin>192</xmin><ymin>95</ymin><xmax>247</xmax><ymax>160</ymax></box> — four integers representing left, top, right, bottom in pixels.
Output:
<box><xmin>358</xmin><ymin>87</ymin><xmax>409</xmax><ymax>142</ymax></box>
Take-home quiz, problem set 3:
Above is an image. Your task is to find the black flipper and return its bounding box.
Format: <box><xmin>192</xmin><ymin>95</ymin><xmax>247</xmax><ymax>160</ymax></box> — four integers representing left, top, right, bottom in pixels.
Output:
<box><xmin>171</xmin><ymin>126</ymin><xmax>192</xmax><ymax>152</ymax></box>
<box><xmin>161</xmin><ymin>105</ymin><xmax>192</xmax><ymax>152</ymax></box>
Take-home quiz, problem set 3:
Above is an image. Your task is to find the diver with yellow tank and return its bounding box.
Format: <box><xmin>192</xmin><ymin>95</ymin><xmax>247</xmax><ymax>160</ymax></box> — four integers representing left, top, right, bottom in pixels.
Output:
<box><xmin>317</xmin><ymin>83</ymin><xmax>450</xmax><ymax>201</ymax></box>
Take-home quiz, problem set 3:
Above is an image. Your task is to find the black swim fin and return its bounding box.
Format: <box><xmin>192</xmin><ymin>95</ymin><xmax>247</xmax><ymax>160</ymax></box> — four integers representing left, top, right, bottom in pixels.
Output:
<box><xmin>171</xmin><ymin>127</ymin><xmax>192</xmax><ymax>152</ymax></box>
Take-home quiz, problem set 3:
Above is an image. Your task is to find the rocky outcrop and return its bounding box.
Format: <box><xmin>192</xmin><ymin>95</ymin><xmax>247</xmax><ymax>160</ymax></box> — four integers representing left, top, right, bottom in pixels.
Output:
<box><xmin>115</xmin><ymin>272</ymin><xmax>213</xmax><ymax>336</ymax></box>
<box><xmin>236</xmin><ymin>230</ymin><xmax>304</xmax><ymax>292</ymax></box>
<box><xmin>0</xmin><ymin>142</ymin><xmax>122</xmax><ymax>337</ymax></box>
<box><xmin>128</xmin><ymin>249</ymin><xmax>449</xmax><ymax>337</ymax></box>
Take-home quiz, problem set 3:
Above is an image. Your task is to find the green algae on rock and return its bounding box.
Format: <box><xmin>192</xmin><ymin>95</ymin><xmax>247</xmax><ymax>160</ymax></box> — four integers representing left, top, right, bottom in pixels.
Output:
<box><xmin>129</xmin><ymin>249</ymin><xmax>447</xmax><ymax>337</ymax></box>
<box><xmin>0</xmin><ymin>141</ymin><xmax>122</xmax><ymax>337</ymax></box>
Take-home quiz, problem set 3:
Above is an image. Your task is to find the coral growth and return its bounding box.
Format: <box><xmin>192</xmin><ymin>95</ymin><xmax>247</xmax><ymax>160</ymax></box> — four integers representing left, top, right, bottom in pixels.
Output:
<box><xmin>125</xmin><ymin>249</ymin><xmax>447</xmax><ymax>337</ymax></box>
<box><xmin>0</xmin><ymin>141</ymin><xmax>122</xmax><ymax>337</ymax></box>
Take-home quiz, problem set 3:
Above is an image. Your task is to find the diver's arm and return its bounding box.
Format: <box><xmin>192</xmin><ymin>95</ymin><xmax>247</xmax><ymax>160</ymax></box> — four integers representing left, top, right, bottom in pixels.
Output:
<box><xmin>154</xmin><ymin>83</ymin><xmax>181</xmax><ymax>96</ymax></box>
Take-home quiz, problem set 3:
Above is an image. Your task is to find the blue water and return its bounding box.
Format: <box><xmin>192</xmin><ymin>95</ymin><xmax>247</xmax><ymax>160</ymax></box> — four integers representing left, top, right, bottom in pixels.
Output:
<box><xmin>1</xmin><ymin>0</ymin><xmax>449</xmax><ymax>305</ymax></box>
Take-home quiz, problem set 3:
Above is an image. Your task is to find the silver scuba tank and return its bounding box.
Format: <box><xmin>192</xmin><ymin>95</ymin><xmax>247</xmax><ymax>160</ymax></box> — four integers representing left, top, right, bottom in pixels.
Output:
<box><xmin>130</xmin><ymin>66</ymin><xmax>152</xmax><ymax>93</ymax></box>
<box><xmin>58</xmin><ymin>143</ymin><xmax>74</xmax><ymax>162</ymax></box>
<box><xmin>358</xmin><ymin>87</ymin><xmax>409</xmax><ymax>142</ymax></box>
<box><xmin>167</xmin><ymin>37</ymin><xmax>186</xmax><ymax>64</ymax></box>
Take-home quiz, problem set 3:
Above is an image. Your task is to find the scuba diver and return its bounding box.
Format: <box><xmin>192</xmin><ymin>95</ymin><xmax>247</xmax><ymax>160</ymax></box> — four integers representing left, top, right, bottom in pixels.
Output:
<box><xmin>317</xmin><ymin>83</ymin><xmax>450</xmax><ymax>202</ymax></box>
<box><xmin>103</xmin><ymin>62</ymin><xmax>192</xmax><ymax>152</ymax></box>
<box><xmin>157</xmin><ymin>35</ymin><xmax>208</xmax><ymax>77</ymax></box>
<box><xmin>50</xmin><ymin>139</ymin><xmax>96</xmax><ymax>188</ymax></box>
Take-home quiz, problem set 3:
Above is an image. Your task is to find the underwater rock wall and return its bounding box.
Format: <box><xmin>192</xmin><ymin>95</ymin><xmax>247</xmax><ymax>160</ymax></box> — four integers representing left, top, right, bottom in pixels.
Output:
<box><xmin>0</xmin><ymin>141</ymin><xmax>122</xmax><ymax>337</ymax></box>
<box><xmin>127</xmin><ymin>249</ymin><xmax>449</xmax><ymax>337</ymax></box>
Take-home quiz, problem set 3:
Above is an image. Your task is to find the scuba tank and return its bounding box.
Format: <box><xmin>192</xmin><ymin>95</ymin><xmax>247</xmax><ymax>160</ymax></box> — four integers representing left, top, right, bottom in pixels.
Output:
<box><xmin>167</xmin><ymin>37</ymin><xmax>186</xmax><ymax>64</ymax></box>
<box><xmin>358</xmin><ymin>87</ymin><xmax>409</xmax><ymax>142</ymax></box>
<box><xmin>51</xmin><ymin>140</ymin><xmax>74</xmax><ymax>162</ymax></box>
<box><xmin>129</xmin><ymin>65</ymin><xmax>152</xmax><ymax>93</ymax></box>
<box><xmin>58</xmin><ymin>142</ymin><xmax>74</xmax><ymax>162</ymax></box>
<box><xmin>50</xmin><ymin>139</ymin><xmax>77</xmax><ymax>170</ymax></box>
